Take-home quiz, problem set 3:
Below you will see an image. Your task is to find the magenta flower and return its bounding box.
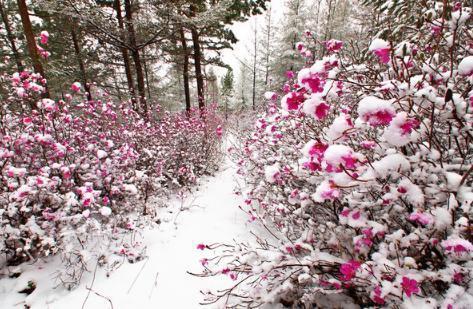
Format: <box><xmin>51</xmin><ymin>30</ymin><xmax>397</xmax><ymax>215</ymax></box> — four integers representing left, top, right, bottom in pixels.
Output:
<box><xmin>300</xmin><ymin>72</ymin><xmax>325</xmax><ymax>93</ymax></box>
<box><xmin>324</xmin><ymin>39</ymin><xmax>344</xmax><ymax>53</ymax></box>
<box><xmin>339</xmin><ymin>260</ymin><xmax>361</xmax><ymax>281</ymax></box>
<box><xmin>40</xmin><ymin>31</ymin><xmax>49</xmax><ymax>45</ymax></box>
<box><xmin>71</xmin><ymin>82</ymin><xmax>82</xmax><ymax>92</ymax></box>
<box><xmin>314</xmin><ymin>102</ymin><xmax>330</xmax><ymax>120</ymax></box>
<box><xmin>200</xmin><ymin>258</ymin><xmax>208</xmax><ymax>266</ymax></box>
<box><xmin>216</xmin><ymin>125</ymin><xmax>223</xmax><ymax>138</ymax></box>
<box><xmin>372</xmin><ymin>286</ymin><xmax>385</xmax><ymax>305</ymax></box>
<box><xmin>373</xmin><ymin>48</ymin><xmax>390</xmax><ymax>64</ymax></box>
<box><xmin>401</xmin><ymin>276</ymin><xmax>419</xmax><ymax>297</ymax></box>
<box><xmin>369</xmin><ymin>39</ymin><xmax>390</xmax><ymax>64</ymax></box>
<box><xmin>196</xmin><ymin>243</ymin><xmax>206</xmax><ymax>250</ymax></box>
<box><xmin>281</xmin><ymin>91</ymin><xmax>305</xmax><ymax>111</ymax></box>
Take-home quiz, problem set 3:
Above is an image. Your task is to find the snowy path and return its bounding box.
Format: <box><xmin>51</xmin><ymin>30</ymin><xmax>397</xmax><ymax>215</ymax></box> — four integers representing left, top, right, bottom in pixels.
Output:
<box><xmin>0</xmin><ymin>159</ymin><xmax>259</xmax><ymax>308</ymax></box>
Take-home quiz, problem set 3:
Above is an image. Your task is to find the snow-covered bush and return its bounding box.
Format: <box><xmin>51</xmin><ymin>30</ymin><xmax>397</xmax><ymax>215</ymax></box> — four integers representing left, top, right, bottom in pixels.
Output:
<box><xmin>199</xmin><ymin>1</ymin><xmax>473</xmax><ymax>307</ymax></box>
<box><xmin>0</xmin><ymin>70</ymin><xmax>223</xmax><ymax>287</ymax></box>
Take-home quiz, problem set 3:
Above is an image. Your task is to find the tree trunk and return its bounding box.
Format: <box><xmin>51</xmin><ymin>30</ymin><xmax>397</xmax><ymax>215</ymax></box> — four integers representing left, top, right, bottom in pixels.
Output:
<box><xmin>179</xmin><ymin>27</ymin><xmax>191</xmax><ymax>112</ymax></box>
<box><xmin>70</xmin><ymin>23</ymin><xmax>92</xmax><ymax>101</ymax></box>
<box><xmin>252</xmin><ymin>20</ymin><xmax>257</xmax><ymax>111</ymax></box>
<box><xmin>114</xmin><ymin>0</ymin><xmax>137</xmax><ymax>110</ymax></box>
<box><xmin>124</xmin><ymin>0</ymin><xmax>147</xmax><ymax>116</ymax></box>
<box><xmin>264</xmin><ymin>4</ymin><xmax>272</xmax><ymax>87</ymax></box>
<box><xmin>323</xmin><ymin>0</ymin><xmax>335</xmax><ymax>45</ymax></box>
<box><xmin>0</xmin><ymin>0</ymin><xmax>23</xmax><ymax>71</ymax></box>
<box><xmin>17</xmin><ymin>0</ymin><xmax>49</xmax><ymax>98</ymax></box>
<box><xmin>142</xmin><ymin>46</ymin><xmax>152</xmax><ymax>100</ymax></box>
<box><xmin>191</xmin><ymin>27</ymin><xmax>204</xmax><ymax>109</ymax></box>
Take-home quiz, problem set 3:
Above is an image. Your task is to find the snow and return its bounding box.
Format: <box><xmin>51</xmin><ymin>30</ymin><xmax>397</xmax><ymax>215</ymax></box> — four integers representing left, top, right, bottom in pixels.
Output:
<box><xmin>99</xmin><ymin>206</ymin><xmax>112</xmax><ymax>216</ymax></box>
<box><xmin>323</xmin><ymin>144</ymin><xmax>354</xmax><ymax>167</ymax></box>
<box><xmin>264</xmin><ymin>163</ymin><xmax>280</xmax><ymax>183</ymax></box>
<box><xmin>368</xmin><ymin>39</ymin><xmax>389</xmax><ymax>51</ymax></box>
<box><xmin>326</xmin><ymin>114</ymin><xmax>353</xmax><ymax>141</ymax></box>
<box><xmin>357</xmin><ymin>96</ymin><xmax>396</xmax><ymax>126</ymax></box>
<box><xmin>458</xmin><ymin>56</ymin><xmax>473</xmax><ymax>76</ymax></box>
<box><xmin>0</xmin><ymin>156</ymin><xmax>262</xmax><ymax>308</ymax></box>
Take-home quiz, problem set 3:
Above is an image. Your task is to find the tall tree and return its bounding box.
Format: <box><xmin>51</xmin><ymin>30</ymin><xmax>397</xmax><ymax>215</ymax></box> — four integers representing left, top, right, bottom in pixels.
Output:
<box><xmin>0</xmin><ymin>0</ymin><xmax>23</xmax><ymax>71</ymax></box>
<box><xmin>70</xmin><ymin>20</ymin><xmax>92</xmax><ymax>101</ymax></box>
<box><xmin>17</xmin><ymin>0</ymin><xmax>49</xmax><ymax>97</ymax></box>
<box><xmin>179</xmin><ymin>26</ymin><xmax>191</xmax><ymax>112</ymax></box>
<box><xmin>191</xmin><ymin>27</ymin><xmax>205</xmax><ymax>109</ymax></box>
<box><xmin>124</xmin><ymin>0</ymin><xmax>147</xmax><ymax>114</ymax></box>
<box><xmin>220</xmin><ymin>69</ymin><xmax>233</xmax><ymax>119</ymax></box>
<box><xmin>114</xmin><ymin>0</ymin><xmax>137</xmax><ymax>109</ymax></box>
<box><xmin>251</xmin><ymin>19</ymin><xmax>258</xmax><ymax>110</ymax></box>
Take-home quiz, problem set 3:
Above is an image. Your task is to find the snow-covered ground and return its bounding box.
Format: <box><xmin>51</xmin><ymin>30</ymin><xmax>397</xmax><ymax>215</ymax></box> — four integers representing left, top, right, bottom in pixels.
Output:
<box><xmin>0</xmin><ymin>157</ymin><xmax>261</xmax><ymax>308</ymax></box>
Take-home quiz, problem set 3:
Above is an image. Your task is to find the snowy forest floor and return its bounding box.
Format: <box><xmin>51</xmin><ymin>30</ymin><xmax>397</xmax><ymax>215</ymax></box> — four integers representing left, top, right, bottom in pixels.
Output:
<box><xmin>0</xmin><ymin>152</ymin><xmax>264</xmax><ymax>308</ymax></box>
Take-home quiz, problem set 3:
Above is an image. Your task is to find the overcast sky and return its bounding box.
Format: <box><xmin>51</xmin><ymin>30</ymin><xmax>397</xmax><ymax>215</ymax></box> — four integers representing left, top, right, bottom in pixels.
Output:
<box><xmin>217</xmin><ymin>0</ymin><xmax>284</xmax><ymax>78</ymax></box>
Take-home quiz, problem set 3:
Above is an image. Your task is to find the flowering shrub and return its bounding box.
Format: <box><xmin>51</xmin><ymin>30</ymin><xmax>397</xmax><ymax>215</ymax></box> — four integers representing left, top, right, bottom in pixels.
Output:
<box><xmin>198</xmin><ymin>1</ymin><xmax>473</xmax><ymax>307</ymax></box>
<box><xmin>0</xmin><ymin>70</ymin><xmax>223</xmax><ymax>287</ymax></box>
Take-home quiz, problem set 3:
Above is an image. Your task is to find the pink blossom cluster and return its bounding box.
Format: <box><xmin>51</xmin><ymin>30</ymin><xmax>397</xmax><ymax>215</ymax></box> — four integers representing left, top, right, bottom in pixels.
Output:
<box><xmin>198</xmin><ymin>1</ymin><xmax>473</xmax><ymax>307</ymax></box>
<box><xmin>1</xmin><ymin>71</ymin><xmax>223</xmax><ymax>276</ymax></box>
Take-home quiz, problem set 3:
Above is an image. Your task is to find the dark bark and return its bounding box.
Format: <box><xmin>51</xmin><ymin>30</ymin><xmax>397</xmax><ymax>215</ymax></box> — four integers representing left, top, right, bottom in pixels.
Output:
<box><xmin>179</xmin><ymin>27</ymin><xmax>191</xmax><ymax>112</ymax></box>
<box><xmin>124</xmin><ymin>0</ymin><xmax>147</xmax><ymax>115</ymax></box>
<box><xmin>114</xmin><ymin>0</ymin><xmax>137</xmax><ymax>110</ymax></box>
<box><xmin>264</xmin><ymin>5</ymin><xmax>271</xmax><ymax>87</ymax></box>
<box><xmin>70</xmin><ymin>24</ymin><xmax>92</xmax><ymax>101</ymax></box>
<box><xmin>0</xmin><ymin>0</ymin><xmax>23</xmax><ymax>71</ymax></box>
<box><xmin>17</xmin><ymin>0</ymin><xmax>49</xmax><ymax>98</ymax></box>
<box><xmin>191</xmin><ymin>27</ymin><xmax>204</xmax><ymax>109</ymax></box>
<box><xmin>252</xmin><ymin>22</ymin><xmax>257</xmax><ymax>111</ymax></box>
<box><xmin>142</xmin><ymin>46</ymin><xmax>152</xmax><ymax>100</ymax></box>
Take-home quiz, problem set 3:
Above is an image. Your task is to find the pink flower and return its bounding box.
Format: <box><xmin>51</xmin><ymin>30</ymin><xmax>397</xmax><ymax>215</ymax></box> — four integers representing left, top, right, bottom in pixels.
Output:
<box><xmin>196</xmin><ymin>243</ymin><xmax>206</xmax><ymax>250</ymax></box>
<box><xmin>352</xmin><ymin>211</ymin><xmax>361</xmax><ymax>220</ymax></box>
<box><xmin>442</xmin><ymin>238</ymin><xmax>473</xmax><ymax>255</ymax></box>
<box><xmin>430</xmin><ymin>25</ymin><xmax>442</xmax><ymax>36</ymax></box>
<box><xmin>369</xmin><ymin>110</ymin><xmax>394</xmax><ymax>126</ymax></box>
<box><xmin>314</xmin><ymin>102</ymin><xmax>330</xmax><ymax>119</ymax></box>
<box><xmin>369</xmin><ymin>39</ymin><xmax>390</xmax><ymax>64</ymax></box>
<box><xmin>40</xmin><ymin>31</ymin><xmax>49</xmax><ymax>45</ymax></box>
<box><xmin>342</xmin><ymin>155</ymin><xmax>358</xmax><ymax>169</ymax></box>
<box><xmin>340</xmin><ymin>208</ymin><xmax>350</xmax><ymax>217</ymax></box>
<box><xmin>361</xmin><ymin>140</ymin><xmax>376</xmax><ymax>149</ymax></box>
<box><xmin>453</xmin><ymin>271</ymin><xmax>464</xmax><ymax>284</ymax></box>
<box><xmin>373</xmin><ymin>48</ymin><xmax>390</xmax><ymax>64</ymax></box>
<box><xmin>340</xmin><ymin>260</ymin><xmax>361</xmax><ymax>281</ymax></box>
<box><xmin>401</xmin><ymin>277</ymin><xmax>419</xmax><ymax>297</ymax></box>
<box><xmin>408</xmin><ymin>212</ymin><xmax>433</xmax><ymax>226</ymax></box>
<box><xmin>71</xmin><ymin>82</ymin><xmax>82</xmax><ymax>92</ymax></box>
<box><xmin>22</xmin><ymin>117</ymin><xmax>32</xmax><ymax>125</ymax></box>
<box><xmin>200</xmin><ymin>258</ymin><xmax>208</xmax><ymax>266</ymax></box>
<box><xmin>324</xmin><ymin>39</ymin><xmax>343</xmax><ymax>53</ymax></box>
<box><xmin>372</xmin><ymin>286</ymin><xmax>385</xmax><ymax>305</ymax></box>
<box><xmin>300</xmin><ymin>72</ymin><xmax>325</xmax><ymax>93</ymax></box>
<box><xmin>399</xmin><ymin>118</ymin><xmax>420</xmax><ymax>135</ymax></box>
<box><xmin>295</xmin><ymin>42</ymin><xmax>304</xmax><ymax>51</ymax></box>
<box><xmin>281</xmin><ymin>91</ymin><xmax>305</xmax><ymax>111</ymax></box>
<box><xmin>286</xmin><ymin>70</ymin><xmax>295</xmax><ymax>79</ymax></box>
<box><xmin>216</xmin><ymin>125</ymin><xmax>223</xmax><ymax>138</ymax></box>
<box><xmin>221</xmin><ymin>267</ymin><xmax>230</xmax><ymax>274</ymax></box>
<box><xmin>303</xmin><ymin>160</ymin><xmax>321</xmax><ymax>171</ymax></box>
<box><xmin>102</xmin><ymin>196</ymin><xmax>110</xmax><ymax>205</ymax></box>
<box><xmin>282</xmin><ymin>83</ymin><xmax>291</xmax><ymax>93</ymax></box>
<box><xmin>82</xmin><ymin>198</ymin><xmax>92</xmax><ymax>207</ymax></box>
<box><xmin>397</xmin><ymin>186</ymin><xmax>407</xmax><ymax>193</ymax></box>
<box><xmin>307</xmin><ymin>142</ymin><xmax>328</xmax><ymax>159</ymax></box>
